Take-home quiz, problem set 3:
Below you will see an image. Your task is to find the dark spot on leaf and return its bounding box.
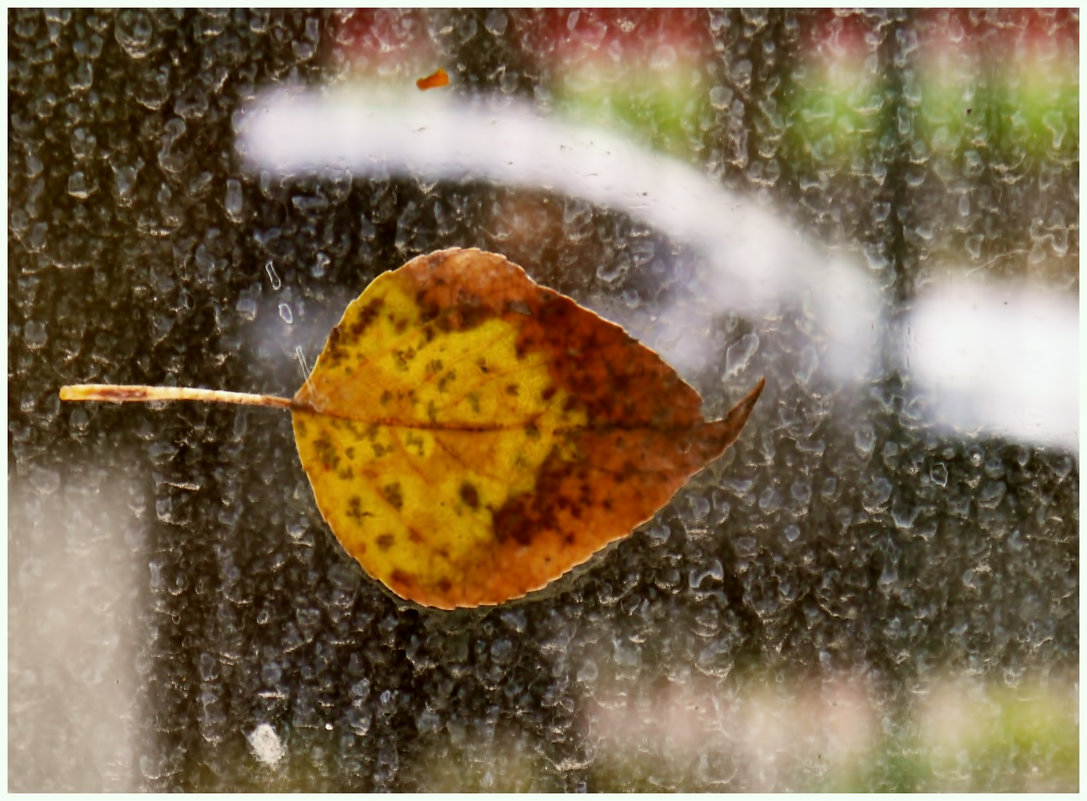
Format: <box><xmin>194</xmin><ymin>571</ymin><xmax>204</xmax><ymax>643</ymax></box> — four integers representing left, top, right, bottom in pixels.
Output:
<box><xmin>377</xmin><ymin>533</ymin><xmax>394</xmax><ymax>550</ymax></box>
<box><xmin>393</xmin><ymin>348</ymin><xmax>415</xmax><ymax>372</ymax></box>
<box><xmin>459</xmin><ymin>481</ymin><xmax>479</xmax><ymax>509</ymax></box>
<box><xmin>440</xmin><ymin>301</ymin><xmax>492</xmax><ymax>332</ymax></box>
<box><xmin>313</xmin><ymin>432</ymin><xmax>339</xmax><ymax>470</ymax></box>
<box><xmin>505</xmin><ymin>383</ymin><xmax>519</xmax><ymax>396</ymax></box>
<box><xmin>383</xmin><ymin>482</ymin><xmax>403</xmax><ymax>510</ymax></box>
<box><xmin>350</xmin><ymin>298</ymin><xmax>384</xmax><ymax>336</ymax></box>
<box><xmin>416</xmin><ymin>291</ymin><xmax>440</xmax><ymax>324</ymax></box>
<box><xmin>493</xmin><ymin>502</ymin><xmax>535</xmax><ymax>546</ymax></box>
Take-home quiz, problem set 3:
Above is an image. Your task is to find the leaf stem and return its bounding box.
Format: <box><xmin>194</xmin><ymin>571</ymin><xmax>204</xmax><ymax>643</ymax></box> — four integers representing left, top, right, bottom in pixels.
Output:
<box><xmin>59</xmin><ymin>384</ymin><xmax>292</xmax><ymax>410</ymax></box>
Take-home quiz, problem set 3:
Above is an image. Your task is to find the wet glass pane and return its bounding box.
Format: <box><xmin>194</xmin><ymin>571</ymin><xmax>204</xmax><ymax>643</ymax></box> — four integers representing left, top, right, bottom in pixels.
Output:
<box><xmin>9</xmin><ymin>9</ymin><xmax>1077</xmax><ymax>791</ymax></box>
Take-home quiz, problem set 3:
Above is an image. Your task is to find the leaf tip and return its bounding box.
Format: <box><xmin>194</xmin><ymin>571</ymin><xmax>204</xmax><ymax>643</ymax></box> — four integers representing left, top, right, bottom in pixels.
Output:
<box><xmin>730</xmin><ymin>376</ymin><xmax>766</xmax><ymax>427</ymax></box>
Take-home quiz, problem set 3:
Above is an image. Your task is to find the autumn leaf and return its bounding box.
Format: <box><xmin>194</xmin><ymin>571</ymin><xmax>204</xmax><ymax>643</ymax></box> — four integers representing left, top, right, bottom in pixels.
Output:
<box><xmin>60</xmin><ymin>248</ymin><xmax>764</xmax><ymax>609</ymax></box>
<box><xmin>416</xmin><ymin>68</ymin><xmax>449</xmax><ymax>90</ymax></box>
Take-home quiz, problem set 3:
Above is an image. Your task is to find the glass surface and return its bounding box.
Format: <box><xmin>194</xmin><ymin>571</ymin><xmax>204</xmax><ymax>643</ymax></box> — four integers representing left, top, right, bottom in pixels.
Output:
<box><xmin>9</xmin><ymin>9</ymin><xmax>1077</xmax><ymax>791</ymax></box>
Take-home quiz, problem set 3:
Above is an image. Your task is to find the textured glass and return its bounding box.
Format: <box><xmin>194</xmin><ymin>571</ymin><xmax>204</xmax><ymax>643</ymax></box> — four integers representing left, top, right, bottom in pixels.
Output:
<box><xmin>9</xmin><ymin>9</ymin><xmax>1077</xmax><ymax>791</ymax></box>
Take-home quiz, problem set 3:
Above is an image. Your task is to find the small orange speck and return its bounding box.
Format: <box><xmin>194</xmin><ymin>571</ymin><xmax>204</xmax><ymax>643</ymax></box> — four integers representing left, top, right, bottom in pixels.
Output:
<box><xmin>416</xmin><ymin>68</ymin><xmax>449</xmax><ymax>91</ymax></box>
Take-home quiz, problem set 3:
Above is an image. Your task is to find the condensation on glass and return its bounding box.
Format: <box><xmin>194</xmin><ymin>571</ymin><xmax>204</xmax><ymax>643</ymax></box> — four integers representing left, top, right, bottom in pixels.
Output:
<box><xmin>9</xmin><ymin>9</ymin><xmax>1077</xmax><ymax>792</ymax></box>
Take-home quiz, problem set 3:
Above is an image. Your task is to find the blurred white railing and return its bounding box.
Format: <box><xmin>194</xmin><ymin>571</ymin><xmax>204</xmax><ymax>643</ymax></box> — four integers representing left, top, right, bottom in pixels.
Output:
<box><xmin>236</xmin><ymin>86</ymin><xmax>1077</xmax><ymax>453</ymax></box>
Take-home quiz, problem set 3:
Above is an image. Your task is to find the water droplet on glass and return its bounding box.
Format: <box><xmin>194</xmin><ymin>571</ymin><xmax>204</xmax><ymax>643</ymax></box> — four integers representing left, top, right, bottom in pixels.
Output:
<box><xmin>758</xmin><ymin>487</ymin><xmax>781</xmax><ymax>513</ymax></box>
<box><xmin>709</xmin><ymin>85</ymin><xmax>734</xmax><ymax>110</ymax></box>
<box><xmin>854</xmin><ymin>423</ymin><xmax>876</xmax><ymax>457</ymax></box>
<box><xmin>725</xmin><ymin>332</ymin><xmax>759</xmax><ymax>376</ymax></box>
<box><xmin>892</xmin><ymin>498</ymin><xmax>919</xmax><ymax>530</ymax></box>
<box><xmin>265</xmin><ymin>260</ymin><xmax>281</xmax><ymax>290</ymax></box>
<box><xmin>977</xmin><ymin>481</ymin><xmax>1006</xmax><ymax>509</ymax></box>
<box><xmin>596</xmin><ymin>254</ymin><xmax>629</xmax><ymax>285</ymax></box>
<box><xmin>484</xmin><ymin>9</ymin><xmax>508</xmax><ymax>36</ymax></box>
<box><xmin>688</xmin><ymin>558</ymin><xmax>724</xmax><ymax>590</ymax></box>
<box><xmin>114</xmin><ymin>9</ymin><xmax>154</xmax><ymax>59</ymax></box>
<box><xmin>247</xmin><ymin>723</ymin><xmax>284</xmax><ymax>767</ymax></box>
<box><xmin>687</xmin><ymin>493</ymin><xmax>711</xmax><ymax>521</ymax></box>
<box><xmin>23</xmin><ymin>320</ymin><xmax>48</xmax><ymax>349</ymax></box>
<box><xmin>224</xmin><ymin>178</ymin><xmax>243</xmax><ymax>221</ymax></box>
<box><xmin>878</xmin><ymin>565</ymin><xmax>898</xmax><ymax>588</ymax></box>
<box><xmin>68</xmin><ymin>406</ymin><xmax>90</xmax><ymax>431</ymax></box>
<box><xmin>234</xmin><ymin>294</ymin><xmax>257</xmax><ymax>321</ymax></box>
<box><xmin>67</xmin><ymin>171</ymin><xmax>95</xmax><ymax>199</ymax></box>
<box><xmin>112</xmin><ymin>162</ymin><xmax>140</xmax><ymax>203</ymax></box>
<box><xmin>790</xmin><ymin>480</ymin><xmax>812</xmax><ymax>505</ymax></box>
<box><xmin>311</xmin><ymin>252</ymin><xmax>330</xmax><ymax>279</ymax></box>
<box><xmin>562</xmin><ymin>198</ymin><xmax>593</xmax><ymax>240</ymax></box>
<box><xmin>861</xmin><ymin>476</ymin><xmax>893</xmax><ymax>512</ymax></box>
<box><xmin>278</xmin><ymin>302</ymin><xmax>293</xmax><ymax>324</ymax></box>
<box><xmin>929</xmin><ymin>462</ymin><xmax>948</xmax><ymax>487</ymax></box>
<box><xmin>576</xmin><ymin>659</ymin><xmax>598</xmax><ymax>684</ymax></box>
<box><xmin>734</xmin><ymin>536</ymin><xmax>758</xmax><ymax>558</ymax></box>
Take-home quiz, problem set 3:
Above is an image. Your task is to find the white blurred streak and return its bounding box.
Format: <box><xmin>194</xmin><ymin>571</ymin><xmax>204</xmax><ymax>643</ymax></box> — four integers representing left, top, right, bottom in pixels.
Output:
<box><xmin>237</xmin><ymin>87</ymin><xmax>1076</xmax><ymax>451</ymax></box>
<box><xmin>236</xmin><ymin>86</ymin><xmax>882</xmax><ymax>382</ymax></box>
<box><xmin>906</xmin><ymin>276</ymin><xmax>1078</xmax><ymax>452</ymax></box>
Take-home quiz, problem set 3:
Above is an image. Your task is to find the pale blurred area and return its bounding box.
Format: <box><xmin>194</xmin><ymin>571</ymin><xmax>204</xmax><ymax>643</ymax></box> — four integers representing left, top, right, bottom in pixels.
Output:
<box><xmin>582</xmin><ymin>669</ymin><xmax>1076</xmax><ymax>791</ymax></box>
<box><xmin>906</xmin><ymin>275</ymin><xmax>1077</xmax><ymax>451</ymax></box>
<box><xmin>8</xmin><ymin>463</ymin><xmax>151</xmax><ymax>790</ymax></box>
<box><xmin>381</xmin><ymin>666</ymin><xmax>1078</xmax><ymax>792</ymax></box>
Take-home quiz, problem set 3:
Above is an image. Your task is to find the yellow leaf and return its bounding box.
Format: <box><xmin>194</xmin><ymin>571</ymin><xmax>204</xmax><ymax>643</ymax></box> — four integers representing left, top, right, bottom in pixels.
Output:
<box><xmin>60</xmin><ymin>247</ymin><xmax>764</xmax><ymax>610</ymax></box>
<box><xmin>290</xmin><ymin>248</ymin><xmax>763</xmax><ymax>608</ymax></box>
